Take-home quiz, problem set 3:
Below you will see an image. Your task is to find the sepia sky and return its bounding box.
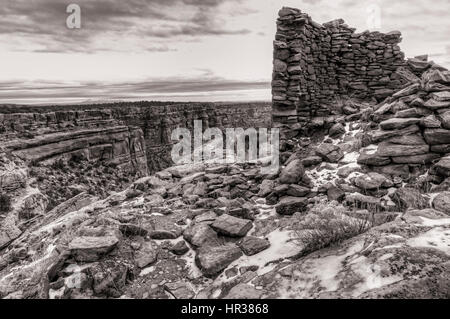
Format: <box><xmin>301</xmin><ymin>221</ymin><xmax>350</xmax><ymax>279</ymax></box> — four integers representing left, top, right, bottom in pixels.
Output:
<box><xmin>0</xmin><ymin>0</ymin><xmax>449</xmax><ymax>105</ymax></box>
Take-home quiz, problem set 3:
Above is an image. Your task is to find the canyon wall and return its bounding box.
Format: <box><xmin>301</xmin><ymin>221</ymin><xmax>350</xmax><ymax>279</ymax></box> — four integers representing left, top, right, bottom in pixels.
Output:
<box><xmin>0</xmin><ymin>103</ymin><xmax>271</xmax><ymax>174</ymax></box>
<box><xmin>272</xmin><ymin>7</ymin><xmax>407</xmax><ymax>126</ymax></box>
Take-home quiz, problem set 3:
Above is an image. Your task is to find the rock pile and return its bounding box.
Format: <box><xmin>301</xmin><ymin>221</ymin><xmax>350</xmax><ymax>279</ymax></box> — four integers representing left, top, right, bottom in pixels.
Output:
<box><xmin>358</xmin><ymin>56</ymin><xmax>450</xmax><ymax>183</ymax></box>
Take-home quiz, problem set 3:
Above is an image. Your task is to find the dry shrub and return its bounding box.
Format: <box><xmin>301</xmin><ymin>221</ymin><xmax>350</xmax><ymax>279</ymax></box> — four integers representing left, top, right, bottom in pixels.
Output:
<box><xmin>293</xmin><ymin>202</ymin><xmax>371</xmax><ymax>257</ymax></box>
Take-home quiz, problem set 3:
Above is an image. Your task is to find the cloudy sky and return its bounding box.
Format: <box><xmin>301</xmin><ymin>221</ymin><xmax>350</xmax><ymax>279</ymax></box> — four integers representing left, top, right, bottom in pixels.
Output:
<box><xmin>0</xmin><ymin>0</ymin><xmax>449</xmax><ymax>105</ymax></box>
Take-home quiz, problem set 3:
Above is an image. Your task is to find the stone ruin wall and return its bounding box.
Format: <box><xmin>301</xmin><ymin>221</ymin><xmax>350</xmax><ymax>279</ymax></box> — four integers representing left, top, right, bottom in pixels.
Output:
<box><xmin>272</xmin><ymin>7</ymin><xmax>407</xmax><ymax>126</ymax></box>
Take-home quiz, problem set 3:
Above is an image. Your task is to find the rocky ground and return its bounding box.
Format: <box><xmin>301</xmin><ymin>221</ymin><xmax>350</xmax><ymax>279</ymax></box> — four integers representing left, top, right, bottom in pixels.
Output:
<box><xmin>0</xmin><ymin>56</ymin><xmax>450</xmax><ymax>299</ymax></box>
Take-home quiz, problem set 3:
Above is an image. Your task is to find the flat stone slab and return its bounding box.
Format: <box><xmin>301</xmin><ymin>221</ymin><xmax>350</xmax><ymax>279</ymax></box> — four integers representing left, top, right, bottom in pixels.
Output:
<box><xmin>69</xmin><ymin>235</ymin><xmax>119</xmax><ymax>262</ymax></box>
<box><xmin>238</xmin><ymin>236</ymin><xmax>270</xmax><ymax>256</ymax></box>
<box><xmin>195</xmin><ymin>244</ymin><xmax>243</xmax><ymax>277</ymax></box>
<box><xmin>275</xmin><ymin>196</ymin><xmax>308</xmax><ymax>215</ymax></box>
<box><xmin>380</xmin><ymin>118</ymin><xmax>420</xmax><ymax>130</ymax></box>
<box><xmin>211</xmin><ymin>214</ymin><xmax>253</xmax><ymax>237</ymax></box>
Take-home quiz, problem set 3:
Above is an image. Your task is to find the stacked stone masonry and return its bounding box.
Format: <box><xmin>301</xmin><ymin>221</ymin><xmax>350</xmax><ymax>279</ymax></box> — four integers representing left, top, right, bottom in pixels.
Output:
<box><xmin>272</xmin><ymin>7</ymin><xmax>407</xmax><ymax>126</ymax></box>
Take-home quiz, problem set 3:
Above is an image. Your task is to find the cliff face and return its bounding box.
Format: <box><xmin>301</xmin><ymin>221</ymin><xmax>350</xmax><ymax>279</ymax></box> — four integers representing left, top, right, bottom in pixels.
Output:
<box><xmin>0</xmin><ymin>102</ymin><xmax>271</xmax><ymax>174</ymax></box>
<box><xmin>0</xmin><ymin>109</ymin><xmax>148</xmax><ymax>177</ymax></box>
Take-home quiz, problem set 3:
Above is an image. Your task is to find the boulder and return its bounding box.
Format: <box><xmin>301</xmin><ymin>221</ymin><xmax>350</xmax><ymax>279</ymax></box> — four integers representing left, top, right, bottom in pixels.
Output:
<box><xmin>315</xmin><ymin>144</ymin><xmax>344</xmax><ymax>163</ymax></box>
<box><xmin>224</xmin><ymin>283</ymin><xmax>263</xmax><ymax>299</ymax></box>
<box><xmin>390</xmin><ymin>188</ymin><xmax>430</xmax><ymax>211</ymax></box>
<box><xmin>328</xmin><ymin>123</ymin><xmax>345</xmax><ymax>138</ymax></box>
<box><xmin>69</xmin><ymin>235</ymin><xmax>119</xmax><ymax>262</ymax></box>
<box><xmin>135</xmin><ymin>241</ymin><xmax>158</xmax><ymax>268</ymax></box>
<box><xmin>183</xmin><ymin>223</ymin><xmax>219</xmax><ymax>247</ymax></box>
<box><xmin>357</xmin><ymin>152</ymin><xmax>391</xmax><ymax>166</ymax></box>
<box><xmin>195</xmin><ymin>244</ymin><xmax>243</xmax><ymax>277</ymax></box>
<box><xmin>279</xmin><ymin>159</ymin><xmax>305</xmax><ymax>184</ymax></box>
<box><xmin>424</xmin><ymin>129</ymin><xmax>450</xmax><ymax>145</ymax></box>
<box><xmin>170</xmin><ymin>241</ymin><xmax>190</xmax><ymax>256</ymax></box>
<box><xmin>210</xmin><ymin>214</ymin><xmax>253</xmax><ymax>237</ymax></box>
<box><xmin>354</xmin><ymin>173</ymin><xmax>391</xmax><ymax>190</ymax></box>
<box><xmin>301</xmin><ymin>156</ymin><xmax>322</xmax><ymax>167</ymax></box>
<box><xmin>164</xmin><ymin>281</ymin><xmax>195</xmax><ymax>299</ymax></box>
<box><xmin>439</xmin><ymin>111</ymin><xmax>450</xmax><ymax>129</ymax></box>
<box><xmin>238</xmin><ymin>236</ymin><xmax>270</xmax><ymax>256</ymax></box>
<box><xmin>286</xmin><ymin>184</ymin><xmax>310</xmax><ymax>197</ymax></box>
<box><xmin>431</xmin><ymin>156</ymin><xmax>450</xmax><ymax>177</ymax></box>
<box><xmin>275</xmin><ymin>196</ymin><xmax>308</xmax><ymax>215</ymax></box>
<box><xmin>432</xmin><ymin>192</ymin><xmax>450</xmax><ymax>215</ymax></box>
<box><xmin>379</xmin><ymin>118</ymin><xmax>420</xmax><ymax>130</ymax></box>
<box><xmin>258</xmin><ymin>179</ymin><xmax>275</xmax><ymax>197</ymax></box>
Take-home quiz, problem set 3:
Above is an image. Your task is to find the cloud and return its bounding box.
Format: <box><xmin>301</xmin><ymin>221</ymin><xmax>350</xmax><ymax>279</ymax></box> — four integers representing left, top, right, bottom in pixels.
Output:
<box><xmin>0</xmin><ymin>76</ymin><xmax>271</xmax><ymax>105</ymax></box>
<box><xmin>0</xmin><ymin>0</ymin><xmax>250</xmax><ymax>53</ymax></box>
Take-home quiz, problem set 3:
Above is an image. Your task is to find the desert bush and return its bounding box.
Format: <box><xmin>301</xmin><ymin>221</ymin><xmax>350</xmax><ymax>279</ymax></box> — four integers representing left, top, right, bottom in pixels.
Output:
<box><xmin>0</xmin><ymin>193</ymin><xmax>12</xmax><ymax>212</ymax></box>
<box><xmin>293</xmin><ymin>202</ymin><xmax>371</xmax><ymax>257</ymax></box>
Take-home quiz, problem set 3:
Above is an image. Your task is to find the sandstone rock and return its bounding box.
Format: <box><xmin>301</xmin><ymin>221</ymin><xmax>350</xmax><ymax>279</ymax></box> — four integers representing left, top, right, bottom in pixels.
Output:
<box><xmin>386</xmin><ymin>134</ymin><xmax>425</xmax><ymax>145</ymax></box>
<box><xmin>369</xmin><ymin>125</ymin><xmax>420</xmax><ymax>143</ymax></box>
<box><xmin>286</xmin><ymin>184</ymin><xmax>310</xmax><ymax>197</ymax></box>
<box><xmin>390</xmin><ymin>188</ymin><xmax>430</xmax><ymax>211</ymax></box>
<box><xmin>392</xmin><ymin>153</ymin><xmax>440</xmax><ymax>164</ymax></box>
<box><xmin>431</xmin><ymin>144</ymin><xmax>450</xmax><ymax>153</ymax></box>
<box><xmin>275</xmin><ymin>196</ymin><xmax>308</xmax><ymax>215</ymax></box>
<box><xmin>420</xmin><ymin>115</ymin><xmax>441</xmax><ymax>128</ymax></box>
<box><xmin>258</xmin><ymin>179</ymin><xmax>275</xmax><ymax>197</ymax></box>
<box><xmin>0</xmin><ymin>218</ymin><xmax>21</xmax><ymax>249</ymax></box>
<box><xmin>91</xmin><ymin>261</ymin><xmax>128</xmax><ymax>298</ymax></box>
<box><xmin>183</xmin><ymin>223</ymin><xmax>219</xmax><ymax>248</ymax></box>
<box><xmin>135</xmin><ymin>241</ymin><xmax>158</xmax><ymax>268</ymax></box>
<box><xmin>279</xmin><ymin>159</ymin><xmax>305</xmax><ymax>184</ymax></box>
<box><xmin>431</xmin><ymin>156</ymin><xmax>450</xmax><ymax>177</ymax></box>
<box><xmin>329</xmin><ymin>123</ymin><xmax>345</xmax><ymax>138</ymax></box>
<box><xmin>301</xmin><ymin>156</ymin><xmax>322</xmax><ymax>167</ymax></box>
<box><xmin>211</xmin><ymin>214</ymin><xmax>253</xmax><ymax>237</ymax></box>
<box><xmin>224</xmin><ymin>283</ymin><xmax>263</xmax><ymax>299</ymax></box>
<box><xmin>379</xmin><ymin>118</ymin><xmax>420</xmax><ymax>130</ymax></box>
<box><xmin>432</xmin><ymin>192</ymin><xmax>450</xmax><ymax>215</ymax></box>
<box><xmin>170</xmin><ymin>241</ymin><xmax>190</xmax><ymax>256</ymax></box>
<box><xmin>424</xmin><ymin>129</ymin><xmax>450</xmax><ymax>145</ymax></box>
<box><xmin>164</xmin><ymin>281</ymin><xmax>195</xmax><ymax>299</ymax></box>
<box><xmin>195</xmin><ymin>244</ymin><xmax>243</xmax><ymax>277</ymax></box>
<box><xmin>392</xmin><ymin>83</ymin><xmax>420</xmax><ymax>98</ymax></box>
<box><xmin>238</xmin><ymin>236</ymin><xmax>270</xmax><ymax>256</ymax></box>
<box><xmin>327</xmin><ymin>185</ymin><xmax>345</xmax><ymax>201</ymax></box>
<box><xmin>17</xmin><ymin>191</ymin><xmax>48</xmax><ymax>220</ymax></box>
<box><xmin>354</xmin><ymin>173</ymin><xmax>391</xmax><ymax>190</ymax></box>
<box><xmin>357</xmin><ymin>152</ymin><xmax>391</xmax><ymax>166</ymax></box>
<box><xmin>316</xmin><ymin>144</ymin><xmax>344</xmax><ymax>163</ymax></box>
<box><xmin>423</xmin><ymin>99</ymin><xmax>450</xmax><ymax>110</ymax></box>
<box><xmin>376</xmin><ymin>142</ymin><xmax>429</xmax><ymax>157</ymax></box>
<box><xmin>69</xmin><ymin>235</ymin><xmax>119</xmax><ymax>262</ymax></box>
